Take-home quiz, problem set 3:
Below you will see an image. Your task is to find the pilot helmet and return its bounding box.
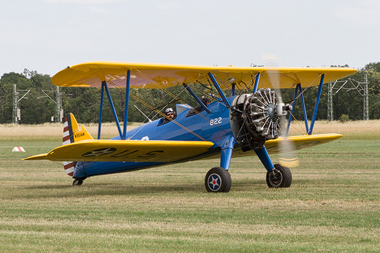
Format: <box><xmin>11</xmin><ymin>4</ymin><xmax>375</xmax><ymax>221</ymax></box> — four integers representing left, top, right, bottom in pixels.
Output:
<box><xmin>165</xmin><ymin>108</ymin><xmax>174</xmax><ymax>115</ymax></box>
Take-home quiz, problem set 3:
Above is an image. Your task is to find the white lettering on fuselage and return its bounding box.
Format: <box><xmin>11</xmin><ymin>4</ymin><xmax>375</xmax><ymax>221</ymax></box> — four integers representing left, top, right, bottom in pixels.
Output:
<box><xmin>210</xmin><ymin>117</ymin><xmax>222</xmax><ymax>126</ymax></box>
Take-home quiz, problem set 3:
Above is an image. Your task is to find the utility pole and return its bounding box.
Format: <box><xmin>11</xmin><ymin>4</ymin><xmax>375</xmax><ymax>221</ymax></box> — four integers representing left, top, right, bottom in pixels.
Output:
<box><xmin>55</xmin><ymin>86</ymin><xmax>63</xmax><ymax>123</ymax></box>
<box><xmin>363</xmin><ymin>72</ymin><xmax>369</xmax><ymax>121</ymax></box>
<box><xmin>38</xmin><ymin>87</ymin><xmax>63</xmax><ymax>123</ymax></box>
<box><xmin>327</xmin><ymin>82</ymin><xmax>333</xmax><ymax>121</ymax></box>
<box><xmin>12</xmin><ymin>84</ymin><xmax>18</xmax><ymax>124</ymax></box>
<box><xmin>12</xmin><ymin>84</ymin><xmax>30</xmax><ymax>124</ymax></box>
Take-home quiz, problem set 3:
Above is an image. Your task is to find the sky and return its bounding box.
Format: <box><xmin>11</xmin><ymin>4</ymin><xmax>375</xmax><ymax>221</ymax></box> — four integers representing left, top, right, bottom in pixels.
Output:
<box><xmin>1</xmin><ymin>0</ymin><xmax>380</xmax><ymax>77</ymax></box>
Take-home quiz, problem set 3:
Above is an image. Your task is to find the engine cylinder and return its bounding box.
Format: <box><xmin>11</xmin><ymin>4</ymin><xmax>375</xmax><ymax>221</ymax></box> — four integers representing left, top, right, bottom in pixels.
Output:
<box><xmin>230</xmin><ymin>89</ymin><xmax>284</xmax><ymax>151</ymax></box>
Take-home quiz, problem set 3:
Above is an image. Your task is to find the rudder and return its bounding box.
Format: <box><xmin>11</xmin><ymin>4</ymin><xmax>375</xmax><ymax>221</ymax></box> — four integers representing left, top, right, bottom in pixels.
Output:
<box><xmin>62</xmin><ymin>113</ymin><xmax>93</xmax><ymax>176</ymax></box>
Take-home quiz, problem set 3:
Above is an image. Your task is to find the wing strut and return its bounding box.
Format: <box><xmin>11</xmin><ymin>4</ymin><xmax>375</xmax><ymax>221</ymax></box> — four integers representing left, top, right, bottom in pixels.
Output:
<box><xmin>231</xmin><ymin>83</ymin><xmax>235</xmax><ymax>96</ymax></box>
<box><xmin>98</xmin><ymin>82</ymin><xmax>105</xmax><ymax>139</ymax></box>
<box><xmin>286</xmin><ymin>74</ymin><xmax>325</xmax><ymax>136</ymax></box>
<box><xmin>97</xmin><ymin>81</ymin><xmax>124</xmax><ymax>140</ymax></box>
<box><xmin>123</xmin><ymin>70</ymin><xmax>131</xmax><ymax>140</ymax></box>
<box><xmin>208</xmin><ymin>72</ymin><xmax>230</xmax><ymax>108</ymax></box>
<box><xmin>287</xmin><ymin>83</ymin><xmax>309</xmax><ymax>134</ymax></box>
<box><xmin>182</xmin><ymin>83</ymin><xmax>210</xmax><ymax>113</ymax></box>
<box><xmin>104</xmin><ymin>81</ymin><xmax>123</xmax><ymax>138</ymax></box>
<box><xmin>252</xmin><ymin>73</ymin><xmax>261</xmax><ymax>93</ymax></box>
<box><xmin>309</xmin><ymin>74</ymin><xmax>325</xmax><ymax>135</ymax></box>
<box><xmin>97</xmin><ymin>71</ymin><xmax>131</xmax><ymax>140</ymax></box>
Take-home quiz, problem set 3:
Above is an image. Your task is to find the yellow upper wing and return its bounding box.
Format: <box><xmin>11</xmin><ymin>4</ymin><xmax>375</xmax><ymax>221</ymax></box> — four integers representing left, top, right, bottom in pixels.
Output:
<box><xmin>52</xmin><ymin>61</ymin><xmax>356</xmax><ymax>89</ymax></box>
<box><xmin>24</xmin><ymin>139</ymin><xmax>215</xmax><ymax>163</ymax></box>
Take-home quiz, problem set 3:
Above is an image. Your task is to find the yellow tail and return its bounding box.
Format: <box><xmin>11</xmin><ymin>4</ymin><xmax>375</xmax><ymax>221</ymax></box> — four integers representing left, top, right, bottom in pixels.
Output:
<box><xmin>62</xmin><ymin>113</ymin><xmax>93</xmax><ymax>176</ymax></box>
<box><xmin>63</xmin><ymin>113</ymin><xmax>93</xmax><ymax>144</ymax></box>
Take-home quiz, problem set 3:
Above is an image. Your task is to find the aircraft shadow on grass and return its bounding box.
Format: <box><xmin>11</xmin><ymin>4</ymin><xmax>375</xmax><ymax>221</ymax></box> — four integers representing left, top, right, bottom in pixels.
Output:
<box><xmin>19</xmin><ymin>178</ymin><xmax>270</xmax><ymax>198</ymax></box>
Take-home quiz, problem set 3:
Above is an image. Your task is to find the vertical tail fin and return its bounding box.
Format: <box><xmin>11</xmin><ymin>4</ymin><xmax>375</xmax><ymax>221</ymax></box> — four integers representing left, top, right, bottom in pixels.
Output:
<box><xmin>62</xmin><ymin>113</ymin><xmax>93</xmax><ymax>177</ymax></box>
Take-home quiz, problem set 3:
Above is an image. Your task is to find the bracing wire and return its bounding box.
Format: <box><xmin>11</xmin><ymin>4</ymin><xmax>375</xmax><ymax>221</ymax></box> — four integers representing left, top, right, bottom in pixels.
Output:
<box><xmin>288</xmin><ymin>110</ymin><xmax>307</xmax><ymax>135</ymax></box>
<box><xmin>107</xmin><ymin>79</ymin><xmax>209</xmax><ymax>141</ymax></box>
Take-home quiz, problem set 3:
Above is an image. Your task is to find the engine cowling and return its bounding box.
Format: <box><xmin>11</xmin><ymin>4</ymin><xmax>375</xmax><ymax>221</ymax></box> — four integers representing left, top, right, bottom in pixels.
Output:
<box><xmin>230</xmin><ymin>88</ymin><xmax>291</xmax><ymax>151</ymax></box>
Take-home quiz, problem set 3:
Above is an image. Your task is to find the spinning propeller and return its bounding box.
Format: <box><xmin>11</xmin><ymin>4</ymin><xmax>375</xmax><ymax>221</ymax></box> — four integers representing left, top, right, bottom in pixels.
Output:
<box><xmin>262</xmin><ymin>54</ymin><xmax>299</xmax><ymax>168</ymax></box>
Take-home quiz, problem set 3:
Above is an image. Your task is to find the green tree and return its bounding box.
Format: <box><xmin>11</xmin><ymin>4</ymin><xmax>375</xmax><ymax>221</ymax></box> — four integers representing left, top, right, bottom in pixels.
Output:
<box><xmin>0</xmin><ymin>70</ymin><xmax>56</xmax><ymax>124</ymax></box>
<box><xmin>2</xmin><ymin>62</ymin><xmax>380</xmax><ymax>124</ymax></box>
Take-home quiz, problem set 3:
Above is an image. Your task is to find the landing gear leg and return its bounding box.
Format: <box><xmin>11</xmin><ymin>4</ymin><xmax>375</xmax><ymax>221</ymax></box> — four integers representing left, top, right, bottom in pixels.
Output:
<box><xmin>205</xmin><ymin>136</ymin><xmax>234</xmax><ymax>193</ymax></box>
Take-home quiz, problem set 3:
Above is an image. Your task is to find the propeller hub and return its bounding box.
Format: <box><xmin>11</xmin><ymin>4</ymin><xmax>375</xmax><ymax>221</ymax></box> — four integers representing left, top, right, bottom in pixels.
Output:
<box><xmin>265</xmin><ymin>103</ymin><xmax>277</xmax><ymax>120</ymax></box>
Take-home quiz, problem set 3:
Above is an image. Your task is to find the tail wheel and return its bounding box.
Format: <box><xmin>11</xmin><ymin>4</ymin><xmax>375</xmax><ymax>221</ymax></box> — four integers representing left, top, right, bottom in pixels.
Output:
<box><xmin>266</xmin><ymin>164</ymin><xmax>292</xmax><ymax>188</ymax></box>
<box><xmin>73</xmin><ymin>179</ymin><xmax>83</xmax><ymax>186</ymax></box>
<box><xmin>205</xmin><ymin>167</ymin><xmax>232</xmax><ymax>193</ymax></box>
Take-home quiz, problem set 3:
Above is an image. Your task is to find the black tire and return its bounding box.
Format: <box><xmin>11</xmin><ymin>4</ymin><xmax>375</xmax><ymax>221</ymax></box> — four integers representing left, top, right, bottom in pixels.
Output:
<box><xmin>72</xmin><ymin>179</ymin><xmax>83</xmax><ymax>186</ymax></box>
<box><xmin>205</xmin><ymin>167</ymin><xmax>232</xmax><ymax>192</ymax></box>
<box><xmin>266</xmin><ymin>164</ymin><xmax>292</xmax><ymax>188</ymax></box>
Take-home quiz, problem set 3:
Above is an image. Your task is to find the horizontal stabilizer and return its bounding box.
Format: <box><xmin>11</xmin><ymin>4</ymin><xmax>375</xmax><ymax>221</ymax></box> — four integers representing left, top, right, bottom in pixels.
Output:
<box><xmin>23</xmin><ymin>153</ymin><xmax>48</xmax><ymax>160</ymax></box>
<box><xmin>25</xmin><ymin>140</ymin><xmax>215</xmax><ymax>163</ymax></box>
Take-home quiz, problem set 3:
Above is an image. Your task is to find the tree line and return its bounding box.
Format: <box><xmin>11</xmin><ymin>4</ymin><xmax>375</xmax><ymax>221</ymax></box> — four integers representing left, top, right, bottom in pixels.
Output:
<box><xmin>0</xmin><ymin>63</ymin><xmax>379</xmax><ymax>124</ymax></box>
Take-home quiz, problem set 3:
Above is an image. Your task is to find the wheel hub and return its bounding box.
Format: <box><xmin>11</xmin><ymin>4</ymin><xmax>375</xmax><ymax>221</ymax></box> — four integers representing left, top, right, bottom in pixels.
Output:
<box><xmin>207</xmin><ymin>173</ymin><xmax>222</xmax><ymax>191</ymax></box>
<box><xmin>268</xmin><ymin>169</ymin><xmax>283</xmax><ymax>187</ymax></box>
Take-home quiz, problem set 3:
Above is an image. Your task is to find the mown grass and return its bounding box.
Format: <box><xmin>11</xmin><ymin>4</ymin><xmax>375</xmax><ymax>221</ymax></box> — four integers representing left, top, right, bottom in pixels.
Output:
<box><xmin>0</xmin><ymin>121</ymin><xmax>379</xmax><ymax>252</ymax></box>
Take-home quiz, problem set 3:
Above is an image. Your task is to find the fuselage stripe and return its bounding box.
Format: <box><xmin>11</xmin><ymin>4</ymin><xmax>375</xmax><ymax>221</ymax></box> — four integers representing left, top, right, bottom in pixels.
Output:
<box><xmin>65</xmin><ymin>167</ymin><xmax>75</xmax><ymax>174</ymax></box>
<box><xmin>64</xmin><ymin>162</ymin><xmax>74</xmax><ymax>169</ymax></box>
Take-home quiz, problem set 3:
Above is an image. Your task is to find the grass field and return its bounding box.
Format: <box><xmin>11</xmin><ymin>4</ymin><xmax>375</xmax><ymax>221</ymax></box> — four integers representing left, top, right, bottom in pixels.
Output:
<box><xmin>0</xmin><ymin>121</ymin><xmax>379</xmax><ymax>252</ymax></box>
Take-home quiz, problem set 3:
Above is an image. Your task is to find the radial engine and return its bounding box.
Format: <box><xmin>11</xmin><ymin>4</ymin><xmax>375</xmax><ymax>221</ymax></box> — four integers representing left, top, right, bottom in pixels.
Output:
<box><xmin>230</xmin><ymin>88</ymin><xmax>292</xmax><ymax>151</ymax></box>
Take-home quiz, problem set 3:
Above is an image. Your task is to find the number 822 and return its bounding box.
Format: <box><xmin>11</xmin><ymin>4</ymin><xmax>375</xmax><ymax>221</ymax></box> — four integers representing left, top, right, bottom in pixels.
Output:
<box><xmin>210</xmin><ymin>117</ymin><xmax>222</xmax><ymax>126</ymax></box>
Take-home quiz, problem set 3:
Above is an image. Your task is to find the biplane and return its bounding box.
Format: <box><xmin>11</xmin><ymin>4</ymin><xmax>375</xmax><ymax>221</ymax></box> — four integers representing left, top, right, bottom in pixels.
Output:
<box><xmin>25</xmin><ymin>62</ymin><xmax>356</xmax><ymax>192</ymax></box>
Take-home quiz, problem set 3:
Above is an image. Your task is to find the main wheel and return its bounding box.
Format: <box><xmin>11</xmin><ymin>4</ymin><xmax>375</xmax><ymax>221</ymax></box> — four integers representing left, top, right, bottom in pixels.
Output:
<box><xmin>205</xmin><ymin>167</ymin><xmax>232</xmax><ymax>192</ymax></box>
<box><xmin>72</xmin><ymin>179</ymin><xmax>83</xmax><ymax>186</ymax></box>
<box><xmin>266</xmin><ymin>164</ymin><xmax>292</xmax><ymax>188</ymax></box>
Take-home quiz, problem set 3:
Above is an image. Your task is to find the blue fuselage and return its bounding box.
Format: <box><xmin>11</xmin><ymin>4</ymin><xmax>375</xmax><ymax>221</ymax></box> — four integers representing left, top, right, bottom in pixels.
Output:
<box><xmin>73</xmin><ymin>97</ymin><xmax>235</xmax><ymax>179</ymax></box>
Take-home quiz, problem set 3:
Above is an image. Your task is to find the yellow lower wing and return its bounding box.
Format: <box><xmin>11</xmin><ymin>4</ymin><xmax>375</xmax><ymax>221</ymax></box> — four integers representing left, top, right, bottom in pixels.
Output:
<box><xmin>24</xmin><ymin>134</ymin><xmax>342</xmax><ymax>162</ymax></box>
<box><xmin>265</xmin><ymin>133</ymin><xmax>342</xmax><ymax>154</ymax></box>
<box><xmin>24</xmin><ymin>140</ymin><xmax>215</xmax><ymax>163</ymax></box>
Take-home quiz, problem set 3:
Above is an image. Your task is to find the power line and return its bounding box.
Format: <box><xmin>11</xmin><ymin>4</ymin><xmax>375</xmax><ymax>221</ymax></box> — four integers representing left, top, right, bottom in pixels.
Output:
<box><xmin>327</xmin><ymin>72</ymin><xmax>369</xmax><ymax>121</ymax></box>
